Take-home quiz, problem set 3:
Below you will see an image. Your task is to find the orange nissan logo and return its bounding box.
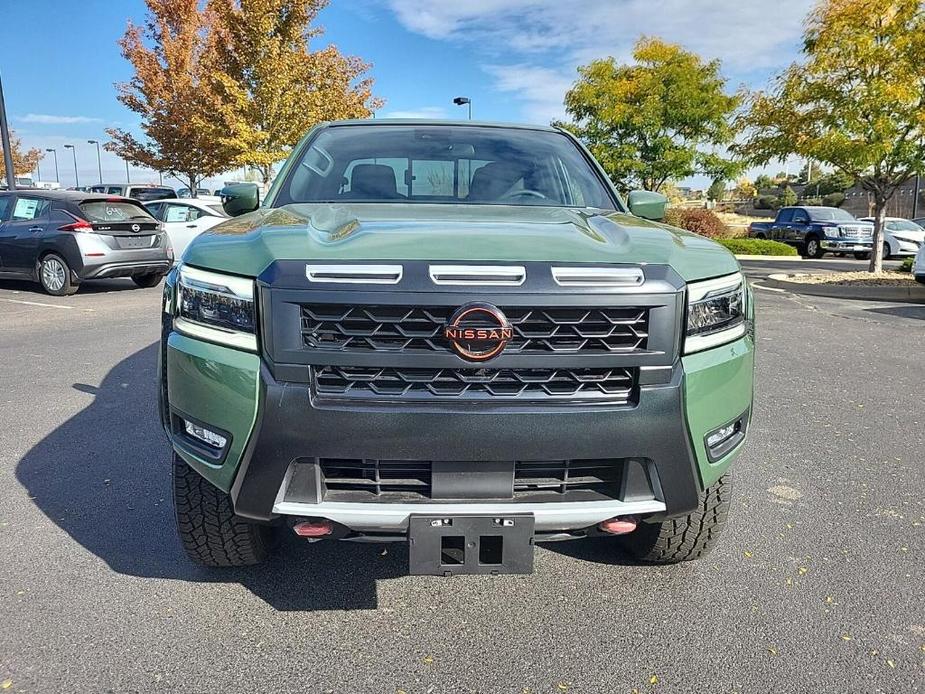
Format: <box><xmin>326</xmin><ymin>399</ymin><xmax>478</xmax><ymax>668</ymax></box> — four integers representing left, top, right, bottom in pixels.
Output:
<box><xmin>444</xmin><ymin>303</ymin><xmax>513</xmax><ymax>362</ymax></box>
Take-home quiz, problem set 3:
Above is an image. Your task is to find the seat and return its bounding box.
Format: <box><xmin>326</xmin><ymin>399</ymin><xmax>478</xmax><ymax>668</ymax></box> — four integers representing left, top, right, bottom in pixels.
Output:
<box><xmin>467</xmin><ymin>161</ymin><xmax>525</xmax><ymax>201</ymax></box>
<box><xmin>346</xmin><ymin>164</ymin><xmax>401</xmax><ymax>200</ymax></box>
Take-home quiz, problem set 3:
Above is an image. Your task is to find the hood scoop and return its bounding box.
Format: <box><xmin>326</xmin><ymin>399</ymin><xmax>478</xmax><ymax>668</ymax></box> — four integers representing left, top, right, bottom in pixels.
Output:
<box><xmin>551</xmin><ymin>266</ymin><xmax>645</xmax><ymax>287</ymax></box>
<box><xmin>306</xmin><ymin>264</ymin><xmax>403</xmax><ymax>284</ymax></box>
<box><xmin>428</xmin><ymin>265</ymin><xmax>526</xmax><ymax>286</ymax></box>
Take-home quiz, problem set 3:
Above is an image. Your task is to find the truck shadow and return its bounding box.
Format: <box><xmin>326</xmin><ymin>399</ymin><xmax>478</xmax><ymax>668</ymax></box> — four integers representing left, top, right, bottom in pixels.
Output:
<box><xmin>14</xmin><ymin>342</ymin><xmax>406</xmax><ymax>612</ymax></box>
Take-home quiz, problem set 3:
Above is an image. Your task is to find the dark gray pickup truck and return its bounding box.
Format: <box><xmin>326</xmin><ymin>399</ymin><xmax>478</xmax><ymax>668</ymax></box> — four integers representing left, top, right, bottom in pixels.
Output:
<box><xmin>748</xmin><ymin>206</ymin><xmax>873</xmax><ymax>259</ymax></box>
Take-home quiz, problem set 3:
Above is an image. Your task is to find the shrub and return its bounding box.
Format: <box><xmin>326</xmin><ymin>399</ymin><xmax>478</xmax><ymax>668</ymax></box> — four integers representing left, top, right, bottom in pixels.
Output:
<box><xmin>717</xmin><ymin>238</ymin><xmax>798</xmax><ymax>256</ymax></box>
<box><xmin>779</xmin><ymin>185</ymin><xmax>798</xmax><ymax>207</ymax></box>
<box><xmin>801</xmin><ymin>196</ymin><xmax>824</xmax><ymax>206</ymax></box>
<box><xmin>822</xmin><ymin>192</ymin><xmax>846</xmax><ymax>207</ymax></box>
<box><xmin>755</xmin><ymin>195</ymin><xmax>780</xmax><ymax>210</ymax></box>
<box><xmin>662</xmin><ymin>207</ymin><xmax>729</xmax><ymax>238</ymax></box>
<box><xmin>898</xmin><ymin>256</ymin><xmax>913</xmax><ymax>273</ymax></box>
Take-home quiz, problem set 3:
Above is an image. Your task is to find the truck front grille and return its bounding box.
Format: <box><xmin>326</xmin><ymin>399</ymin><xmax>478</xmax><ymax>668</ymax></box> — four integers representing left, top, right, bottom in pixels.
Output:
<box><xmin>314</xmin><ymin>365</ymin><xmax>636</xmax><ymax>402</ymax></box>
<box><xmin>301</xmin><ymin>304</ymin><xmax>649</xmax><ymax>354</ymax></box>
<box><xmin>320</xmin><ymin>459</ymin><xmax>432</xmax><ymax>500</ymax></box>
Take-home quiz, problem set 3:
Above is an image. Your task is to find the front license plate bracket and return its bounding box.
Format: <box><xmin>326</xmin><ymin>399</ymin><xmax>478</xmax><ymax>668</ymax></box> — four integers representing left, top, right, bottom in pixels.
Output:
<box><xmin>408</xmin><ymin>514</ymin><xmax>535</xmax><ymax>576</ymax></box>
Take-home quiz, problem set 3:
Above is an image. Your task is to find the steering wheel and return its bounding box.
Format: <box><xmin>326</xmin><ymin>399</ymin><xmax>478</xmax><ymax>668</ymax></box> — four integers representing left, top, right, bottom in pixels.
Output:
<box><xmin>499</xmin><ymin>188</ymin><xmax>548</xmax><ymax>201</ymax></box>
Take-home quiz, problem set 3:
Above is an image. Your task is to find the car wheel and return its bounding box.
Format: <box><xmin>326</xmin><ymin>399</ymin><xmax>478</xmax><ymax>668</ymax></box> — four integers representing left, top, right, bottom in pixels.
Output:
<box><xmin>172</xmin><ymin>453</ymin><xmax>271</xmax><ymax>567</ymax></box>
<box><xmin>755</xmin><ymin>233</ymin><xmax>766</xmax><ymax>240</ymax></box>
<box><xmin>132</xmin><ymin>273</ymin><xmax>163</xmax><ymax>288</ymax></box>
<box><xmin>881</xmin><ymin>243</ymin><xmax>892</xmax><ymax>260</ymax></box>
<box><xmin>915</xmin><ymin>274</ymin><xmax>925</xmax><ymax>285</ymax></box>
<box><xmin>39</xmin><ymin>253</ymin><xmax>78</xmax><ymax>296</ymax></box>
<box><xmin>618</xmin><ymin>473</ymin><xmax>732</xmax><ymax>564</ymax></box>
<box><xmin>854</xmin><ymin>252</ymin><xmax>871</xmax><ymax>260</ymax></box>
<box><xmin>803</xmin><ymin>236</ymin><xmax>824</xmax><ymax>259</ymax></box>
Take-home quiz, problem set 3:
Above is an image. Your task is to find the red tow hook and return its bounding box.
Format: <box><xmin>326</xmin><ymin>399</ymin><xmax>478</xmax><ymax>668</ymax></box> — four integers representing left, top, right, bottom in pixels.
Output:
<box><xmin>292</xmin><ymin>519</ymin><xmax>333</xmax><ymax>538</ymax></box>
<box><xmin>598</xmin><ymin>515</ymin><xmax>639</xmax><ymax>535</ymax></box>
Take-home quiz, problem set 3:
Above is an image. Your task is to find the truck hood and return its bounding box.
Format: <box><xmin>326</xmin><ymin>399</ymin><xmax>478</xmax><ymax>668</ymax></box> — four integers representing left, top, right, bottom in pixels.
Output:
<box><xmin>182</xmin><ymin>203</ymin><xmax>738</xmax><ymax>282</ymax></box>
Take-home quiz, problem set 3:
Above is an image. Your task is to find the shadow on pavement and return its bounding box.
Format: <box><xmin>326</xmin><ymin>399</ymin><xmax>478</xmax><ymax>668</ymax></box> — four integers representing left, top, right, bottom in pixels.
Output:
<box><xmin>15</xmin><ymin>342</ymin><xmax>406</xmax><ymax>611</ymax></box>
<box><xmin>0</xmin><ymin>277</ymin><xmax>147</xmax><ymax>295</ymax></box>
<box><xmin>863</xmin><ymin>304</ymin><xmax>925</xmax><ymax>320</ymax></box>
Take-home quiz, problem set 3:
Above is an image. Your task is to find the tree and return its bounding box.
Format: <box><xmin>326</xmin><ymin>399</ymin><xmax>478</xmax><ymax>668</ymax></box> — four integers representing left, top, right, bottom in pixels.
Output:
<box><xmin>753</xmin><ymin>174</ymin><xmax>775</xmax><ymax>192</ymax></box>
<box><xmin>735</xmin><ymin>0</ymin><xmax>925</xmax><ymax>272</ymax></box>
<box><xmin>106</xmin><ymin>0</ymin><xmax>242</xmax><ymax>196</ymax></box>
<box><xmin>779</xmin><ymin>185</ymin><xmax>798</xmax><ymax>207</ymax></box>
<box><xmin>209</xmin><ymin>0</ymin><xmax>383</xmax><ymax>186</ymax></box>
<box><xmin>814</xmin><ymin>170</ymin><xmax>855</xmax><ymax>196</ymax></box>
<box><xmin>0</xmin><ymin>129</ymin><xmax>41</xmax><ymax>177</ymax></box>
<box><xmin>734</xmin><ymin>177</ymin><xmax>758</xmax><ymax>199</ymax></box>
<box><xmin>556</xmin><ymin>37</ymin><xmax>741</xmax><ymax>193</ymax></box>
<box><xmin>707</xmin><ymin>178</ymin><xmax>726</xmax><ymax>201</ymax></box>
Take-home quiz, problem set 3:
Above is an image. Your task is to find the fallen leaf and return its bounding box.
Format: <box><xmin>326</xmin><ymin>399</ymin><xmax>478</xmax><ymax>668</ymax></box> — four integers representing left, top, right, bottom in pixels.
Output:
<box><xmin>422</xmin><ymin>655</ymin><xmax>434</xmax><ymax>665</ymax></box>
<box><xmin>886</xmin><ymin>659</ymin><xmax>896</xmax><ymax>669</ymax></box>
<box><xmin>768</xmin><ymin>647</ymin><xmax>779</xmax><ymax>656</ymax></box>
<box><xmin>785</xmin><ymin>577</ymin><xmax>793</xmax><ymax>587</ymax></box>
<box><xmin>825</xmin><ymin>596</ymin><xmax>834</xmax><ymax>604</ymax></box>
<box><xmin>841</xmin><ymin>634</ymin><xmax>852</xmax><ymax>641</ymax></box>
<box><xmin>557</xmin><ymin>683</ymin><xmax>569</xmax><ymax>691</ymax></box>
<box><xmin>798</xmin><ymin>567</ymin><xmax>808</xmax><ymax>575</ymax></box>
<box><xmin>649</xmin><ymin>675</ymin><xmax>658</xmax><ymax>685</ymax></box>
<box><xmin>1</xmin><ymin>680</ymin><xmax>10</xmax><ymax>690</ymax></box>
<box><xmin>743</xmin><ymin>550</ymin><xmax>753</xmax><ymax>558</ymax></box>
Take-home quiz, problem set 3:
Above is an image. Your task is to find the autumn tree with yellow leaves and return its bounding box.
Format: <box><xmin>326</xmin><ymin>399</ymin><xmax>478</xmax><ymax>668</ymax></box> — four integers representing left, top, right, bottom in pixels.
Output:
<box><xmin>737</xmin><ymin>0</ymin><xmax>925</xmax><ymax>273</ymax></box>
<box><xmin>106</xmin><ymin>0</ymin><xmax>245</xmax><ymax>196</ymax></box>
<box><xmin>0</xmin><ymin>129</ymin><xmax>41</xmax><ymax>177</ymax></box>
<box><xmin>208</xmin><ymin>0</ymin><xmax>383</xmax><ymax>186</ymax></box>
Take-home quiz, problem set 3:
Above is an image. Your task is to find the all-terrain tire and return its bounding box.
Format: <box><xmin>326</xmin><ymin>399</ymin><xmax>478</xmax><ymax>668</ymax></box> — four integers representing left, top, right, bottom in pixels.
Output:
<box><xmin>618</xmin><ymin>473</ymin><xmax>732</xmax><ymax>564</ymax></box>
<box><xmin>172</xmin><ymin>454</ymin><xmax>271</xmax><ymax>566</ymax></box>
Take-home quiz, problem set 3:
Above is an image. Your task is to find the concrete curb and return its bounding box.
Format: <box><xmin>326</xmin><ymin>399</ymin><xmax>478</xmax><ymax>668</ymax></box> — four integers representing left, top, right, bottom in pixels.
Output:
<box><xmin>765</xmin><ymin>273</ymin><xmax>925</xmax><ymax>304</ymax></box>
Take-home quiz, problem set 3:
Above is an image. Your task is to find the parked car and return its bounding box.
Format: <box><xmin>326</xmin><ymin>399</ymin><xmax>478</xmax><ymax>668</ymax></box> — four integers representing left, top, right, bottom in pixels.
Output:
<box><xmin>0</xmin><ymin>190</ymin><xmax>172</xmax><ymax>295</ymax></box>
<box><xmin>911</xmin><ymin>217</ymin><xmax>925</xmax><ymax>229</ymax></box>
<box><xmin>858</xmin><ymin>217</ymin><xmax>925</xmax><ymax>259</ymax></box>
<box><xmin>176</xmin><ymin>187</ymin><xmax>214</xmax><ymax>199</ymax></box>
<box><xmin>913</xmin><ymin>244</ymin><xmax>925</xmax><ymax>283</ymax></box>
<box><xmin>748</xmin><ymin>206</ymin><xmax>873</xmax><ymax>259</ymax></box>
<box><xmin>88</xmin><ymin>183</ymin><xmax>175</xmax><ymax>202</ymax></box>
<box><xmin>144</xmin><ymin>197</ymin><xmax>228</xmax><ymax>261</ymax></box>
<box><xmin>160</xmin><ymin>119</ymin><xmax>755</xmax><ymax>575</ymax></box>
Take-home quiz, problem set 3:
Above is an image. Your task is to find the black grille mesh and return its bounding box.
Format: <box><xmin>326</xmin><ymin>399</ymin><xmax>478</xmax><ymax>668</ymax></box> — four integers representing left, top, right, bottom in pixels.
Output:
<box><xmin>301</xmin><ymin>304</ymin><xmax>648</xmax><ymax>354</ymax></box>
<box><xmin>314</xmin><ymin>365</ymin><xmax>636</xmax><ymax>401</ymax></box>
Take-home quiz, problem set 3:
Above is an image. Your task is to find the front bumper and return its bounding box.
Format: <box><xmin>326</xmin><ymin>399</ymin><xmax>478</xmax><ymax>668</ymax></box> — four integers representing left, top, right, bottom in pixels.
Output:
<box><xmin>821</xmin><ymin>238</ymin><xmax>873</xmax><ymax>251</ymax></box>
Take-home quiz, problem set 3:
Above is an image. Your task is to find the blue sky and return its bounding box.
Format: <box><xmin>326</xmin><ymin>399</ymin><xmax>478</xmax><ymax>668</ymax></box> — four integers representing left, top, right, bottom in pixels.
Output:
<box><xmin>0</xmin><ymin>0</ymin><xmax>815</xmax><ymax>189</ymax></box>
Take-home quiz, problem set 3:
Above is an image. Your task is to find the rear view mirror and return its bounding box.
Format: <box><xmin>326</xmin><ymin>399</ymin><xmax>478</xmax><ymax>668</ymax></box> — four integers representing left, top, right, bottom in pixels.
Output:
<box><xmin>627</xmin><ymin>190</ymin><xmax>668</xmax><ymax>221</ymax></box>
<box><xmin>220</xmin><ymin>183</ymin><xmax>260</xmax><ymax>217</ymax></box>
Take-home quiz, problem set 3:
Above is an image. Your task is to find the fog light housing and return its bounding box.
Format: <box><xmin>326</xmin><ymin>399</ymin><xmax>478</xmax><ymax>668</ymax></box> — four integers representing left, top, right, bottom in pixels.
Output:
<box><xmin>704</xmin><ymin>410</ymin><xmax>749</xmax><ymax>462</ymax></box>
<box><xmin>184</xmin><ymin>420</ymin><xmax>228</xmax><ymax>449</ymax></box>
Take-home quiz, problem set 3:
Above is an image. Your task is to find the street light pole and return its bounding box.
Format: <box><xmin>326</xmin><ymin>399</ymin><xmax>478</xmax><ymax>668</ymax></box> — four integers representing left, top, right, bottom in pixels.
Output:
<box><xmin>64</xmin><ymin>144</ymin><xmax>79</xmax><ymax>188</ymax></box>
<box><xmin>125</xmin><ymin>159</ymin><xmax>130</xmax><ymax>183</ymax></box>
<box><xmin>913</xmin><ymin>174</ymin><xmax>921</xmax><ymax>219</ymax></box>
<box><xmin>0</xmin><ymin>70</ymin><xmax>17</xmax><ymax>190</ymax></box>
<box><xmin>453</xmin><ymin>96</ymin><xmax>472</xmax><ymax>120</ymax></box>
<box><xmin>45</xmin><ymin>148</ymin><xmax>59</xmax><ymax>182</ymax></box>
<box><xmin>87</xmin><ymin>140</ymin><xmax>103</xmax><ymax>184</ymax></box>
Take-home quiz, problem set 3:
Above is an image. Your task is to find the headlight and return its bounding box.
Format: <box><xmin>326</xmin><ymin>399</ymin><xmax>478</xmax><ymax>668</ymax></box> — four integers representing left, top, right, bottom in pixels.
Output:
<box><xmin>684</xmin><ymin>272</ymin><xmax>747</xmax><ymax>354</ymax></box>
<box><xmin>175</xmin><ymin>264</ymin><xmax>257</xmax><ymax>351</ymax></box>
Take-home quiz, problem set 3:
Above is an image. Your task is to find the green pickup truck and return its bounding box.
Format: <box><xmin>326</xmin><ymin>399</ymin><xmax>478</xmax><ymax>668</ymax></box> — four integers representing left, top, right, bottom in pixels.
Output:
<box><xmin>159</xmin><ymin>120</ymin><xmax>754</xmax><ymax>575</ymax></box>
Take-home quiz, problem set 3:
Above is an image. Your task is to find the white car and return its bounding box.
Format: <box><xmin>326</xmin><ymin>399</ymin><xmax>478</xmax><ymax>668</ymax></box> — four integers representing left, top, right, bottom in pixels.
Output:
<box><xmin>859</xmin><ymin>217</ymin><xmax>925</xmax><ymax>259</ymax></box>
<box><xmin>913</xmin><ymin>244</ymin><xmax>925</xmax><ymax>284</ymax></box>
<box><xmin>144</xmin><ymin>198</ymin><xmax>228</xmax><ymax>261</ymax></box>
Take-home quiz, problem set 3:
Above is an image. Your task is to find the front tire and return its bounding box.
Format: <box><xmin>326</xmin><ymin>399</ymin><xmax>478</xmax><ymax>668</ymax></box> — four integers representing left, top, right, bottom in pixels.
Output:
<box><xmin>39</xmin><ymin>253</ymin><xmax>78</xmax><ymax>296</ymax></box>
<box><xmin>803</xmin><ymin>236</ymin><xmax>824</xmax><ymax>259</ymax></box>
<box><xmin>132</xmin><ymin>273</ymin><xmax>163</xmax><ymax>288</ymax></box>
<box><xmin>173</xmin><ymin>454</ymin><xmax>271</xmax><ymax>567</ymax></box>
<box><xmin>854</xmin><ymin>252</ymin><xmax>871</xmax><ymax>260</ymax></box>
<box><xmin>881</xmin><ymin>243</ymin><xmax>892</xmax><ymax>260</ymax></box>
<box><xmin>618</xmin><ymin>473</ymin><xmax>732</xmax><ymax>564</ymax></box>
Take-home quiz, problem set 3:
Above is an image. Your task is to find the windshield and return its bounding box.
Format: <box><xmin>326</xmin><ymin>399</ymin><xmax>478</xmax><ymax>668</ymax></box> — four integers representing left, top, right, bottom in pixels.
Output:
<box><xmin>132</xmin><ymin>187</ymin><xmax>175</xmax><ymax>202</ymax></box>
<box><xmin>79</xmin><ymin>200</ymin><xmax>154</xmax><ymax>222</ymax></box>
<box><xmin>277</xmin><ymin>125</ymin><xmax>616</xmax><ymax>209</ymax></box>
<box><xmin>808</xmin><ymin>207</ymin><xmax>856</xmax><ymax>221</ymax></box>
<box><xmin>890</xmin><ymin>219</ymin><xmax>923</xmax><ymax>231</ymax></box>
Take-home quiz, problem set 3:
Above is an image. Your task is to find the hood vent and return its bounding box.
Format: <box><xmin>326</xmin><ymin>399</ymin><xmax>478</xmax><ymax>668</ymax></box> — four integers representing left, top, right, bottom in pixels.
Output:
<box><xmin>552</xmin><ymin>267</ymin><xmax>645</xmax><ymax>287</ymax></box>
<box><xmin>428</xmin><ymin>265</ymin><xmax>526</xmax><ymax>286</ymax></box>
<box><xmin>306</xmin><ymin>264</ymin><xmax>403</xmax><ymax>284</ymax></box>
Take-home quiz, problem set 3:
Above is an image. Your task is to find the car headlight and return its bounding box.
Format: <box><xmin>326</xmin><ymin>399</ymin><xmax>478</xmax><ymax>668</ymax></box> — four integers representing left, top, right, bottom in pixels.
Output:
<box><xmin>684</xmin><ymin>272</ymin><xmax>747</xmax><ymax>354</ymax></box>
<box><xmin>174</xmin><ymin>264</ymin><xmax>257</xmax><ymax>351</ymax></box>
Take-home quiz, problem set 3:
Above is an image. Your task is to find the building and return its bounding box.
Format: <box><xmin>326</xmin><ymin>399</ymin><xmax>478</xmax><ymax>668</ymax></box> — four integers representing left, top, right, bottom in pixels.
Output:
<box><xmin>841</xmin><ymin>176</ymin><xmax>925</xmax><ymax>219</ymax></box>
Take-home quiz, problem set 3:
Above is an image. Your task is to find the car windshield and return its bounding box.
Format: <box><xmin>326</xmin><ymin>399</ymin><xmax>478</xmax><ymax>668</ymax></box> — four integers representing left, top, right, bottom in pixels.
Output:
<box><xmin>277</xmin><ymin>124</ymin><xmax>616</xmax><ymax>209</ymax></box>
<box><xmin>132</xmin><ymin>187</ymin><xmax>175</xmax><ymax>202</ymax></box>
<box><xmin>890</xmin><ymin>219</ymin><xmax>923</xmax><ymax>231</ymax></box>
<box><xmin>808</xmin><ymin>207</ymin><xmax>856</xmax><ymax>221</ymax></box>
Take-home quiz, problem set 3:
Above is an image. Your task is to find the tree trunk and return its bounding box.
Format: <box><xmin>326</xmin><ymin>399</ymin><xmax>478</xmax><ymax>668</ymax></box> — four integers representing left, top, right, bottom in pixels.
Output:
<box><xmin>868</xmin><ymin>196</ymin><xmax>887</xmax><ymax>273</ymax></box>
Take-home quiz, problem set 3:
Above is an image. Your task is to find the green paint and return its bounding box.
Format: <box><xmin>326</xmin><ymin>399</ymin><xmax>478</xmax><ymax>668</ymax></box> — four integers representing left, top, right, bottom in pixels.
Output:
<box><xmin>183</xmin><ymin>203</ymin><xmax>738</xmax><ymax>281</ymax></box>
<box><xmin>682</xmin><ymin>335</ymin><xmax>755</xmax><ymax>488</ymax></box>
<box><xmin>166</xmin><ymin>333</ymin><xmax>260</xmax><ymax>491</ymax></box>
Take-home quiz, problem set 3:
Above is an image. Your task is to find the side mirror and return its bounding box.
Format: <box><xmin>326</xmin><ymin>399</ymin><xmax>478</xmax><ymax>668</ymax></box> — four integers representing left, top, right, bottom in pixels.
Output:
<box><xmin>220</xmin><ymin>183</ymin><xmax>260</xmax><ymax>217</ymax></box>
<box><xmin>627</xmin><ymin>190</ymin><xmax>668</xmax><ymax>221</ymax></box>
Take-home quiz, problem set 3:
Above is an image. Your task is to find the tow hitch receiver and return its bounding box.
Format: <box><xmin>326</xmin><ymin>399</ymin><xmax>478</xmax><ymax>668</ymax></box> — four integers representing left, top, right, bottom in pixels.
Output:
<box><xmin>408</xmin><ymin>515</ymin><xmax>535</xmax><ymax>576</ymax></box>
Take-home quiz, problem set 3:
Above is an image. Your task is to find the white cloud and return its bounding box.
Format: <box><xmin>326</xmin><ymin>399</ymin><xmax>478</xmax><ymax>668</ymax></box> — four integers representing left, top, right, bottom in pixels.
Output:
<box><xmin>385</xmin><ymin>0</ymin><xmax>816</xmax><ymax>122</ymax></box>
<box><xmin>381</xmin><ymin>106</ymin><xmax>449</xmax><ymax>119</ymax></box>
<box><xmin>19</xmin><ymin>113</ymin><xmax>104</xmax><ymax>125</ymax></box>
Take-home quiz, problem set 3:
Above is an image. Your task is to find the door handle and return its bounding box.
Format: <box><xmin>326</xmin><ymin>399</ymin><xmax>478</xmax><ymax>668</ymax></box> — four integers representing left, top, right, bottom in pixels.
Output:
<box><xmin>28</xmin><ymin>226</ymin><xmax>43</xmax><ymax>233</ymax></box>
<box><xmin>185</xmin><ymin>224</ymin><xmax>198</xmax><ymax>228</ymax></box>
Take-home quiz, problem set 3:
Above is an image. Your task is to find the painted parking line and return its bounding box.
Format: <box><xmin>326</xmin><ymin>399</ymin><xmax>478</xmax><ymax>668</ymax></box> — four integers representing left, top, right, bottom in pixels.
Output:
<box><xmin>0</xmin><ymin>298</ymin><xmax>89</xmax><ymax>310</ymax></box>
<box><xmin>751</xmin><ymin>283</ymin><xmax>787</xmax><ymax>293</ymax></box>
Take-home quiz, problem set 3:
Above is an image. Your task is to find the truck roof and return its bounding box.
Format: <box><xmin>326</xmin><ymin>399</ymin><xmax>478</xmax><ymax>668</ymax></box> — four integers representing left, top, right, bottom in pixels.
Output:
<box><xmin>321</xmin><ymin>118</ymin><xmax>561</xmax><ymax>133</ymax></box>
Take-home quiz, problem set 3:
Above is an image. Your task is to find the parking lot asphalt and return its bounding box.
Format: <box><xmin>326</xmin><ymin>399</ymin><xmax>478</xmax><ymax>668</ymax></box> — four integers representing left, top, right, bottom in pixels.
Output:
<box><xmin>0</xmin><ymin>266</ymin><xmax>923</xmax><ymax>694</ymax></box>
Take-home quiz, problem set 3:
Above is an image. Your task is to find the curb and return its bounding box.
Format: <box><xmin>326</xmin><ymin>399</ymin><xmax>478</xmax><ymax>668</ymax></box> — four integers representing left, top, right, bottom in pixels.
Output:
<box><xmin>765</xmin><ymin>273</ymin><xmax>925</xmax><ymax>304</ymax></box>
